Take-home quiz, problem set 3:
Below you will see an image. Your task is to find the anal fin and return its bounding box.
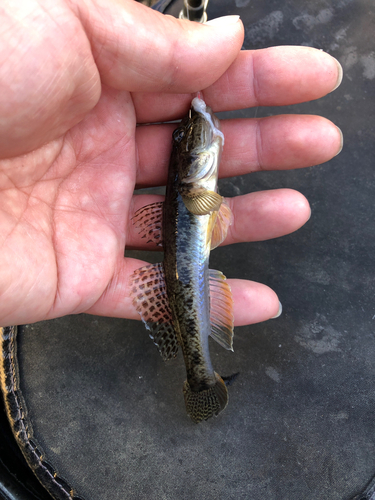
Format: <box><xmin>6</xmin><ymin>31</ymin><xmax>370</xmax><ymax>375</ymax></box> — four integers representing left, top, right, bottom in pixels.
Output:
<box><xmin>132</xmin><ymin>202</ymin><xmax>163</xmax><ymax>246</ymax></box>
<box><xmin>209</xmin><ymin>269</ymin><xmax>234</xmax><ymax>351</ymax></box>
<box><xmin>129</xmin><ymin>262</ymin><xmax>178</xmax><ymax>360</ymax></box>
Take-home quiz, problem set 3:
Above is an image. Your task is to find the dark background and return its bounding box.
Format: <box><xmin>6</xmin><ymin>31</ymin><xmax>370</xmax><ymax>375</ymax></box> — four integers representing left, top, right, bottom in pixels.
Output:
<box><xmin>2</xmin><ymin>1</ymin><xmax>374</xmax><ymax>499</ymax></box>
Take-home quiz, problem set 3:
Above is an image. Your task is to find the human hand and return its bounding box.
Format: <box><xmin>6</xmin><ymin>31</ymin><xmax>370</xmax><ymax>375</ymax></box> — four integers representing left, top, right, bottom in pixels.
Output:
<box><xmin>0</xmin><ymin>0</ymin><xmax>342</xmax><ymax>326</ymax></box>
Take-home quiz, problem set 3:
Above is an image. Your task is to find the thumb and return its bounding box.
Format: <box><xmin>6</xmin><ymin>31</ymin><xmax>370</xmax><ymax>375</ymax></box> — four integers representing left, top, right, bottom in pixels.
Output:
<box><xmin>77</xmin><ymin>0</ymin><xmax>244</xmax><ymax>93</ymax></box>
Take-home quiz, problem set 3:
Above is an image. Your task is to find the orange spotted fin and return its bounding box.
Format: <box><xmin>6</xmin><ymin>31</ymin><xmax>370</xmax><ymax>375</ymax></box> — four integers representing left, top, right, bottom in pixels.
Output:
<box><xmin>210</xmin><ymin>199</ymin><xmax>233</xmax><ymax>250</ymax></box>
<box><xmin>209</xmin><ymin>269</ymin><xmax>234</xmax><ymax>351</ymax></box>
<box><xmin>129</xmin><ymin>262</ymin><xmax>178</xmax><ymax>360</ymax></box>
<box><xmin>131</xmin><ymin>202</ymin><xmax>163</xmax><ymax>246</ymax></box>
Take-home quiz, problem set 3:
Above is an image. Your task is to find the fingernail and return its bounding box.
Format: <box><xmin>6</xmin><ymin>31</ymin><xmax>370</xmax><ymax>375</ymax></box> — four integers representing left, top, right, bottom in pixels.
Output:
<box><xmin>335</xmin><ymin>126</ymin><xmax>344</xmax><ymax>156</ymax></box>
<box><xmin>330</xmin><ymin>57</ymin><xmax>343</xmax><ymax>92</ymax></box>
<box><xmin>271</xmin><ymin>301</ymin><xmax>282</xmax><ymax>319</ymax></box>
<box><xmin>205</xmin><ymin>15</ymin><xmax>240</xmax><ymax>27</ymax></box>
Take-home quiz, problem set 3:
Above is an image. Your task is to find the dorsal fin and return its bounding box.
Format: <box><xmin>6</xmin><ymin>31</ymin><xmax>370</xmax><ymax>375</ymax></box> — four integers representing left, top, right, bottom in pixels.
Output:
<box><xmin>209</xmin><ymin>269</ymin><xmax>234</xmax><ymax>351</ymax></box>
<box><xmin>129</xmin><ymin>262</ymin><xmax>178</xmax><ymax>360</ymax></box>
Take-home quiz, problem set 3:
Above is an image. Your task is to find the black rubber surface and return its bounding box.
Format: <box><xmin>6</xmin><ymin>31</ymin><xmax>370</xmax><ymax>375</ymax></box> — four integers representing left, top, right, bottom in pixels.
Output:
<box><xmin>2</xmin><ymin>0</ymin><xmax>375</xmax><ymax>499</ymax></box>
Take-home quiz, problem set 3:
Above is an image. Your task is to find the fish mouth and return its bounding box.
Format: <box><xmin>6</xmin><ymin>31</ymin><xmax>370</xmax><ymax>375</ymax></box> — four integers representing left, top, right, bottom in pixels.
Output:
<box><xmin>178</xmin><ymin>98</ymin><xmax>224</xmax><ymax>154</ymax></box>
<box><xmin>191</xmin><ymin>97</ymin><xmax>224</xmax><ymax>146</ymax></box>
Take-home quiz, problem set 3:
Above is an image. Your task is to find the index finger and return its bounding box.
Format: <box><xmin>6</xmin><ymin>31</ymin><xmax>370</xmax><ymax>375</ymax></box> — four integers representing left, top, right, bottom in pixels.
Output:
<box><xmin>133</xmin><ymin>46</ymin><xmax>342</xmax><ymax>123</ymax></box>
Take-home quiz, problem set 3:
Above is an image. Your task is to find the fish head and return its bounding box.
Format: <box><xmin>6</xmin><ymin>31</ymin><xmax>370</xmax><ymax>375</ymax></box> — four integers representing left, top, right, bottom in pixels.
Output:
<box><xmin>172</xmin><ymin>97</ymin><xmax>224</xmax><ymax>193</ymax></box>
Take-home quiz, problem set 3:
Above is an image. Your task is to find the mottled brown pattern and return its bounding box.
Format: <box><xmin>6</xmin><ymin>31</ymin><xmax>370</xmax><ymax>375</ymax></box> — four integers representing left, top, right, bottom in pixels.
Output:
<box><xmin>130</xmin><ymin>263</ymin><xmax>179</xmax><ymax>360</ymax></box>
<box><xmin>132</xmin><ymin>202</ymin><xmax>163</xmax><ymax>246</ymax></box>
<box><xmin>183</xmin><ymin>373</ymin><xmax>228</xmax><ymax>423</ymax></box>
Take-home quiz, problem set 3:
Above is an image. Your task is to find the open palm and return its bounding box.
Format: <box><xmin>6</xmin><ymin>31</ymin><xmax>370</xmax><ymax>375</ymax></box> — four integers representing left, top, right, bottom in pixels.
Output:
<box><xmin>0</xmin><ymin>0</ymin><xmax>342</xmax><ymax>326</ymax></box>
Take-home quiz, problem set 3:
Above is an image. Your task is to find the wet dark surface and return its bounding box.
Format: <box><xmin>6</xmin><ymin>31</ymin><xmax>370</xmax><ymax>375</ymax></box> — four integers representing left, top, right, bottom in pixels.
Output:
<box><xmin>5</xmin><ymin>0</ymin><xmax>375</xmax><ymax>499</ymax></box>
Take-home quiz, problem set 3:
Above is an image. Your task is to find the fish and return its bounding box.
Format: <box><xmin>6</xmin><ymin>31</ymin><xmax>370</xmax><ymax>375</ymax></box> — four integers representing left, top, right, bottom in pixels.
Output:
<box><xmin>130</xmin><ymin>97</ymin><xmax>234</xmax><ymax>423</ymax></box>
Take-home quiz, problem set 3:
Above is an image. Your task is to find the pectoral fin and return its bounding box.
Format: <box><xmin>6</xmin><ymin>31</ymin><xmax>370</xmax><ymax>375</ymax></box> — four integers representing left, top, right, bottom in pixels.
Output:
<box><xmin>210</xmin><ymin>199</ymin><xmax>233</xmax><ymax>250</ymax></box>
<box><xmin>182</xmin><ymin>190</ymin><xmax>222</xmax><ymax>216</ymax></box>
<box><xmin>209</xmin><ymin>269</ymin><xmax>234</xmax><ymax>351</ymax></box>
<box><xmin>131</xmin><ymin>202</ymin><xmax>163</xmax><ymax>246</ymax></box>
<box><xmin>129</xmin><ymin>262</ymin><xmax>178</xmax><ymax>360</ymax></box>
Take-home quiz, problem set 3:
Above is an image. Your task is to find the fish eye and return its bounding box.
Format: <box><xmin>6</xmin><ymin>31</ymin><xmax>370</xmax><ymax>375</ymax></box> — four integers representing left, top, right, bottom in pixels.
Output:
<box><xmin>173</xmin><ymin>127</ymin><xmax>185</xmax><ymax>143</ymax></box>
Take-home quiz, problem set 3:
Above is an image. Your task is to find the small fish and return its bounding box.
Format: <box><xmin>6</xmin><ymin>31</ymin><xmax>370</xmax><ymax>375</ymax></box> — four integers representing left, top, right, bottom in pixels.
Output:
<box><xmin>130</xmin><ymin>97</ymin><xmax>234</xmax><ymax>423</ymax></box>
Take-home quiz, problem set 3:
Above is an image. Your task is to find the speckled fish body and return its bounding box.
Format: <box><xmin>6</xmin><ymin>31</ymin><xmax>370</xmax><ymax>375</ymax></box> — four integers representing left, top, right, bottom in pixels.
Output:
<box><xmin>130</xmin><ymin>98</ymin><xmax>234</xmax><ymax>423</ymax></box>
<box><xmin>164</xmin><ymin>99</ymin><xmax>227</xmax><ymax>407</ymax></box>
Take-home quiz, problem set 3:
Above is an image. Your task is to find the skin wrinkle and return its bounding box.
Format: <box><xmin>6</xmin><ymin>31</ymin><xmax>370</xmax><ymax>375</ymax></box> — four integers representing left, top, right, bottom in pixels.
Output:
<box><xmin>134</xmin><ymin>133</ymin><xmax>141</xmax><ymax>186</ymax></box>
<box><xmin>5</xmin><ymin>190</ymin><xmax>53</xmax><ymax>244</ymax></box>
<box><xmin>144</xmin><ymin>21</ymin><xmax>179</xmax><ymax>91</ymax></box>
<box><xmin>48</xmin><ymin>175</ymin><xmax>123</xmax><ymax>317</ymax></box>
<box><xmin>226</xmin><ymin>199</ymin><xmax>239</xmax><ymax>249</ymax></box>
<box><xmin>237</xmin><ymin>57</ymin><xmax>254</xmax><ymax>105</ymax></box>
<box><xmin>53</xmin><ymin>182</ymin><xmax>128</xmax><ymax>228</ymax></box>
<box><xmin>3</xmin><ymin>154</ymin><xmax>64</xmax><ymax>225</ymax></box>
<box><xmin>250</xmin><ymin>51</ymin><xmax>260</xmax><ymax>108</ymax></box>
<box><xmin>5</xmin><ymin>8</ymin><xmax>66</xmax><ymax>107</ymax></box>
<box><xmin>0</xmin><ymin>219</ymin><xmax>23</xmax><ymax>251</ymax></box>
<box><xmin>0</xmin><ymin>171</ymin><xmax>18</xmax><ymax>191</ymax></box>
<box><xmin>96</xmin><ymin>258</ymin><xmax>127</xmax><ymax>312</ymax></box>
<box><xmin>81</xmin><ymin>190</ymin><xmax>118</xmax><ymax>227</ymax></box>
<box><xmin>50</xmin><ymin>243</ymin><xmax>87</xmax><ymax>315</ymax></box>
<box><xmin>81</xmin><ymin>1</ymin><xmax>136</xmax><ymax>86</ymax></box>
<box><xmin>0</xmin><ymin>219</ymin><xmax>52</xmax><ymax>315</ymax></box>
<box><xmin>50</xmin><ymin>235</ymin><xmax>117</xmax><ymax>316</ymax></box>
<box><xmin>67</xmin><ymin>98</ymin><xmax>135</xmax><ymax>166</ymax></box>
<box><xmin>222</xmin><ymin>71</ymin><xmax>232</xmax><ymax>106</ymax></box>
<box><xmin>134</xmin><ymin>125</ymin><xmax>172</xmax><ymax>187</ymax></box>
<box><xmin>0</xmin><ymin>3</ymin><xmax>100</xmax><ymax>158</ymax></box>
<box><xmin>132</xmin><ymin>16</ymin><xmax>178</xmax><ymax>91</ymax></box>
<box><xmin>22</xmin><ymin>257</ymin><xmax>50</xmax><ymax>297</ymax></box>
<box><xmin>254</xmin><ymin>118</ymin><xmax>264</xmax><ymax>172</ymax></box>
<box><xmin>165</xmin><ymin>34</ymin><xmax>186</xmax><ymax>93</ymax></box>
<box><xmin>96</xmin><ymin>31</ymin><xmax>121</xmax><ymax>82</ymax></box>
<box><xmin>48</xmin><ymin>150</ymin><xmax>75</xmax><ymax>320</ymax></box>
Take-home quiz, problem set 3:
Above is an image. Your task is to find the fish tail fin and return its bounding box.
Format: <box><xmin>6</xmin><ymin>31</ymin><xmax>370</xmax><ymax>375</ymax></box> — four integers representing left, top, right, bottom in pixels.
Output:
<box><xmin>183</xmin><ymin>372</ymin><xmax>228</xmax><ymax>423</ymax></box>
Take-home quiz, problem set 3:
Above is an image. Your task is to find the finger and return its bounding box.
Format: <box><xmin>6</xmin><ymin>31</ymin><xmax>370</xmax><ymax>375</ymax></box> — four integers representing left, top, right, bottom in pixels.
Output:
<box><xmin>230</xmin><ymin>279</ymin><xmax>280</xmax><ymax>326</ymax></box>
<box><xmin>87</xmin><ymin>257</ymin><xmax>280</xmax><ymax>326</ymax></box>
<box><xmin>126</xmin><ymin>189</ymin><xmax>310</xmax><ymax>250</ymax></box>
<box><xmin>133</xmin><ymin>47</ymin><xmax>342</xmax><ymax>123</ymax></box>
<box><xmin>222</xmin><ymin>114</ymin><xmax>343</xmax><ymax>178</ymax></box>
<box><xmin>135</xmin><ymin>115</ymin><xmax>342</xmax><ymax>187</ymax></box>
<box><xmin>225</xmin><ymin>189</ymin><xmax>310</xmax><ymax>244</ymax></box>
<box><xmin>78</xmin><ymin>1</ymin><xmax>244</xmax><ymax>92</ymax></box>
